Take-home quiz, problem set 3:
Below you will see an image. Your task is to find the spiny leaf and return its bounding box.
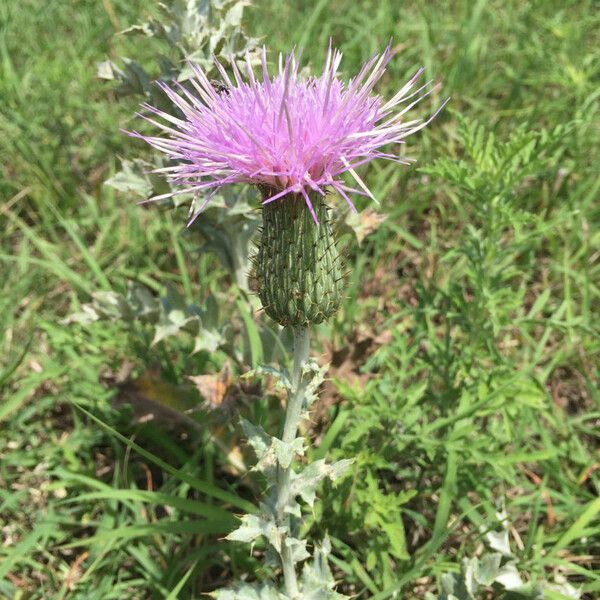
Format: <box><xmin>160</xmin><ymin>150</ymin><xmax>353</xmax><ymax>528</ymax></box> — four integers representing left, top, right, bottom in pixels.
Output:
<box><xmin>104</xmin><ymin>158</ymin><xmax>153</xmax><ymax>197</ymax></box>
<box><xmin>63</xmin><ymin>282</ymin><xmax>228</xmax><ymax>352</ymax></box>
<box><xmin>242</xmin><ymin>365</ymin><xmax>291</xmax><ymax>392</ymax></box>
<box><xmin>241</xmin><ymin>419</ymin><xmax>305</xmax><ymax>473</ymax></box>
<box><xmin>284</xmin><ymin>536</ymin><xmax>310</xmax><ymax>564</ymax></box>
<box><xmin>300</xmin><ymin>537</ymin><xmax>349</xmax><ymax>599</ymax></box>
<box><xmin>211</xmin><ymin>582</ymin><xmax>287</xmax><ymax>600</ymax></box>
<box><xmin>226</xmin><ymin>513</ymin><xmax>285</xmax><ymax>552</ymax></box>
<box><xmin>302</xmin><ymin>359</ymin><xmax>329</xmax><ymax>408</ymax></box>
<box><xmin>290</xmin><ymin>458</ymin><xmax>353</xmax><ymax>507</ymax></box>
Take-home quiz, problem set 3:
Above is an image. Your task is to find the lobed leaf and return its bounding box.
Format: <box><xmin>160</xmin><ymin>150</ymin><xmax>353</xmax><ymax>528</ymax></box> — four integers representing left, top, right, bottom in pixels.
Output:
<box><xmin>226</xmin><ymin>513</ymin><xmax>285</xmax><ymax>553</ymax></box>
<box><xmin>290</xmin><ymin>459</ymin><xmax>353</xmax><ymax>507</ymax></box>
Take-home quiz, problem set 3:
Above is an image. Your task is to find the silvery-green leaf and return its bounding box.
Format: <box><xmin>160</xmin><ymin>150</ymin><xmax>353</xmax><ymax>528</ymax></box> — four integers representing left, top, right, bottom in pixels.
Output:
<box><xmin>203</xmin><ymin>292</ymin><xmax>221</xmax><ymax>329</ymax></box>
<box><xmin>502</xmin><ymin>584</ymin><xmax>545</xmax><ymax>599</ymax></box>
<box><xmin>153</xmin><ymin>311</ymin><xmax>200</xmax><ymax>345</ymax></box>
<box><xmin>439</xmin><ymin>571</ymin><xmax>474</xmax><ymax>600</ymax></box>
<box><xmin>284</xmin><ymin>536</ymin><xmax>310</xmax><ymax>563</ymax></box>
<box><xmin>263</xmin><ymin>546</ymin><xmax>281</xmax><ymax>569</ymax></box>
<box><xmin>178</xmin><ymin>57</ymin><xmax>212</xmax><ymax>79</ymax></box>
<box><xmin>300</xmin><ymin>541</ymin><xmax>334</xmax><ymax>586</ymax></box>
<box><xmin>120</xmin><ymin>22</ymin><xmax>159</xmax><ymax>38</ymax></box>
<box><xmin>225</xmin><ymin>513</ymin><xmax>285</xmax><ymax>552</ymax></box>
<box><xmin>301</xmin><ymin>589</ymin><xmax>348</xmax><ymax>600</ymax></box>
<box><xmin>105</xmin><ymin>159</ymin><xmax>153</xmax><ymax>197</ymax></box>
<box><xmin>485</xmin><ymin>529</ymin><xmax>512</xmax><ymax>557</ymax></box>
<box><xmin>242</xmin><ymin>365</ymin><xmax>291</xmax><ymax>391</ymax></box>
<box><xmin>91</xmin><ymin>291</ymin><xmax>133</xmax><ymax>320</ymax></box>
<box><xmin>290</xmin><ymin>459</ymin><xmax>353</xmax><ymax>507</ymax></box>
<box><xmin>272</xmin><ymin>437</ymin><xmax>305</xmax><ymax>469</ymax></box>
<box><xmin>193</xmin><ymin>188</ymin><xmax>260</xmax><ymax>289</ymax></box>
<box><xmin>545</xmin><ymin>579</ymin><xmax>581</xmax><ymax>599</ymax></box>
<box><xmin>475</xmin><ymin>553</ymin><xmax>502</xmax><ymax>586</ymax></box>
<box><xmin>61</xmin><ymin>304</ymin><xmax>102</xmax><ymax>325</ymax></box>
<box><xmin>462</xmin><ymin>557</ymin><xmax>480</xmax><ymax>596</ymax></box>
<box><xmin>119</xmin><ymin>0</ymin><xmax>259</xmax><ymax>68</ymax></box>
<box><xmin>126</xmin><ymin>282</ymin><xmax>161</xmax><ymax>323</ymax></box>
<box><xmin>97</xmin><ymin>60</ymin><xmax>117</xmax><ymax>80</ymax></box>
<box><xmin>223</xmin><ymin>1</ymin><xmax>245</xmax><ymax>27</ymax></box>
<box><xmin>198</xmin><ymin>229</ymin><xmax>235</xmax><ymax>272</ymax></box>
<box><xmin>241</xmin><ymin>420</ymin><xmax>304</xmax><ymax>474</ymax></box>
<box><xmin>212</xmin><ymin>582</ymin><xmax>287</xmax><ymax>600</ymax></box>
<box><xmin>302</xmin><ymin>360</ymin><xmax>329</xmax><ymax>407</ymax></box>
<box><xmin>193</xmin><ymin>327</ymin><xmax>226</xmax><ymax>353</ymax></box>
<box><xmin>153</xmin><ymin>285</ymin><xmax>202</xmax><ymax>344</ymax></box>
<box><xmin>328</xmin><ymin>458</ymin><xmax>354</xmax><ymax>480</ymax></box>
<box><xmin>494</xmin><ymin>560</ymin><xmax>524</xmax><ymax>590</ymax></box>
<box><xmin>435</xmin><ymin>552</ymin><xmax>543</xmax><ymax>600</ymax></box>
<box><xmin>303</xmin><ymin>359</ymin><xmax>327</xmax><ymax>388</ymax></box>
<box><xmin>192</xmin><ymin>294</ymin><xmax>227</xmax><ymax>352</ymax></box>
<box><xmin>241</xmin><ymin>419</ymin><xmax>271</xmax><ymax>461</ymax></box>
<box><xmin>103</xmin><ymin>57</ymin><xmax>152</xmax><ymax>97</ymax></box>
<box><xmin>300</xmin><ymin>538</ymin><xmax>348</xmax><ymax>599</ymax></box>
<box><xmin>336</xmin><ymin>206</ymin><xmax>387</xmax><ymax>246</ymax></box>
<box><xmin>283</xmin><ymin>500</ymin><xmax>301</xmax><ymax>518</ymax></box>
<box><xmin>62</xmin><ymin>291</ymin><xmax>132</xmax><ymax>325</ymax></box>
<box><xmin>482</xmin><ymin>501</ymin><xmax>513</xmax><ymax>557</ymax></box>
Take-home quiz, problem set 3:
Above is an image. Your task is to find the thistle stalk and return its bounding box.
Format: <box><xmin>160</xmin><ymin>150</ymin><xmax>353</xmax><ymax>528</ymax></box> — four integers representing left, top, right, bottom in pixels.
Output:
<box><xmin>277</xmin><ymin>326</ymin><xmax>310</xmax><ymax>597</ymax></box>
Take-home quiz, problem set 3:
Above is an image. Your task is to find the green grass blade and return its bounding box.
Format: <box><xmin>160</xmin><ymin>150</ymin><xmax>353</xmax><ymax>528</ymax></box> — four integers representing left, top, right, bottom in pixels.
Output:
<box><xmin>236</xmin><ymin>298</ymin><xmax>264</xmax><ymax>367</ymax></box>
<box><xmin>72</xmin><ymin>403</ymin><xmax>255</xmax><ymax>513</ymax></box>
<box><xmin>58</xmin><ymin>489</ymin><xmax>237</xmax><ymax>524</ymax></box>
<box><xmin>550</xmin><ymin>496</ymin><xmax>600</xmax><ymax>556</ymax></box>
<box><xmin>0</xmin><ymin>520</ymin><xmax>53</xmax><ymax>580</ymax></box>
<box><xmin>58</xmin><ymin>519</ymin><xmax>232</xmax><ymax>549</ymax></box>
<box><xmin>166</xmin><ymin>560</ymin><xmax>198</xmax><ymax>600</ymax></box>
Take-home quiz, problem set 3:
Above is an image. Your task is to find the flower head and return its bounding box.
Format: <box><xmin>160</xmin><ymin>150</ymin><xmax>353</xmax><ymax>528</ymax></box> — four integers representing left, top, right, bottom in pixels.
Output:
<box><xmin>131</xmin><ymin>44</ymin><xmax>446</xmax><ymax>224</ymax></box>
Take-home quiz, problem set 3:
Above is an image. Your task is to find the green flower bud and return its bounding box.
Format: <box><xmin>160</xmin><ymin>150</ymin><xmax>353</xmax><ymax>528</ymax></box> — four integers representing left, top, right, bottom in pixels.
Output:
<box><xmin>256</xmin><ymin>193</ymin><xmax>344</xmax><ymax>327</ymax></box>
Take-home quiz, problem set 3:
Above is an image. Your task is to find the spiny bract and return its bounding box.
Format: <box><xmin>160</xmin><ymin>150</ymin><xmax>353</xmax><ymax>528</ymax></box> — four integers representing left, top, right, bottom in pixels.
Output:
<box><xmin>256</xmin><ymin>191</ymin><xmax>344</xmax><ymax>327</ymax></box>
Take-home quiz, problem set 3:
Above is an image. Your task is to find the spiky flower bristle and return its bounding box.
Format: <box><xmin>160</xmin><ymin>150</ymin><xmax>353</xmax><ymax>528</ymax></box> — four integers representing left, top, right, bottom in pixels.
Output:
<box><xmin>256</xmin><ymin>193</ymin><xmax>344</xmax><ymax>327</ymax></box>
<box><xmin>131</xmin><ymin>45</ymin><xmax>448</xmax><ymax>223</ymax></box>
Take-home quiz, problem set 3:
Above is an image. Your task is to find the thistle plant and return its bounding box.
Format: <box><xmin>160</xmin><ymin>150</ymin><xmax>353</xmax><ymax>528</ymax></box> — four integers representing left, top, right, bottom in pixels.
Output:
<box><xmin>131</xmin><ymin>44</ymin><xmax>445</xmax><ymax>598</ymax></box>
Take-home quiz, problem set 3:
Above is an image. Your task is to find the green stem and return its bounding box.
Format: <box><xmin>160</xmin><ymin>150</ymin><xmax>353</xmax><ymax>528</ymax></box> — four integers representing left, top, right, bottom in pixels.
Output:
<box><xmin>277</xmin><ymin>326</ymin><xmax>310</xmax><ymax>598</ymax></box>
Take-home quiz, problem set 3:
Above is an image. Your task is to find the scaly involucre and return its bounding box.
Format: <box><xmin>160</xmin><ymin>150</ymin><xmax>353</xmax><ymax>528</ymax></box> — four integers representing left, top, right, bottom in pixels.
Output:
<box><xmin>131</xmin><ymin>44</ymin><xmax>446</xmax><ymax>223</ymax></box>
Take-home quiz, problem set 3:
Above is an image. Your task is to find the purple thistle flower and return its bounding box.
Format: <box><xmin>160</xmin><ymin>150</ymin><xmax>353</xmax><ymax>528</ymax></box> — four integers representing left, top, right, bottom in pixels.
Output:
<box><xmin>130</xmin><ymin>44</ymin><xmax>447</xmax><ymax>224</ymax></box>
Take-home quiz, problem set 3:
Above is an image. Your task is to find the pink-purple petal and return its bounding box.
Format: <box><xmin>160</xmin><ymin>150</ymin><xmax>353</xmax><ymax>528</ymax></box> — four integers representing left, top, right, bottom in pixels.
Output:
<box><xmin>131</xmin><ymin>45</ymin><xmax>446</xmax><ymax>213</ymax></box>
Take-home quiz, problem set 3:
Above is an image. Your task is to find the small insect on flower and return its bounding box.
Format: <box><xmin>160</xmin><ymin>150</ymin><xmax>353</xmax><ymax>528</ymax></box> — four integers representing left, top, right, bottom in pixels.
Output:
<box><xmin>209</xmin><ymin>79</ymin><xmax>230</xmax><ymax>95</ymax></box>
<box><xmin>130</xmin><ymin>43</ymin><xmax>447</xmax><ymax>225</ymax></box>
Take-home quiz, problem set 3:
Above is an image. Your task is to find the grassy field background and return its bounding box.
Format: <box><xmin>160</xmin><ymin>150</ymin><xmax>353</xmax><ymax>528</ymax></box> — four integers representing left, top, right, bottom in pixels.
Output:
<box><xmin>1</xmin><ymin>0</ymin><xmax>599</xmax><ymax>598</ymax></box>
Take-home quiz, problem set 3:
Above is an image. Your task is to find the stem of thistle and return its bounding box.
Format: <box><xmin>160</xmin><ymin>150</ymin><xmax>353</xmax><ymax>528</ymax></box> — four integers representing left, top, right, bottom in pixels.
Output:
<box><xmin>277</xmin><ymin>326</ymin><xmax>310</xmax><ymax>598</ymax></box>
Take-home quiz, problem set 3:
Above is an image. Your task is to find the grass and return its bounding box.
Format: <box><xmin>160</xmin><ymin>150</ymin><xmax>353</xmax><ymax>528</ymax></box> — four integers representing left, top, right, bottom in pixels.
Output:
<box><xmin>1</xmin><ymin>0</ymin><xmax>599</xmax><ymax>598</ymax></box>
